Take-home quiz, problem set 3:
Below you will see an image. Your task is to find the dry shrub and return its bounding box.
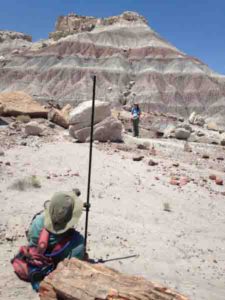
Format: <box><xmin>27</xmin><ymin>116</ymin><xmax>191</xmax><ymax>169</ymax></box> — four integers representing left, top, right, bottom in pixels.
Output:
<box><xmin>10</xmin><ymin>175</ymin><xmax>41</xmax><ymax>191</ymax></box>
<box><xmin>163</xmin><ymin>202</ymin><xmax>171</xmax><ymax>212</ymax></box>
<box><xmin>16</xmin><ymin>115</ymin><xmax>31</xmax><ymax>123</ymax></box>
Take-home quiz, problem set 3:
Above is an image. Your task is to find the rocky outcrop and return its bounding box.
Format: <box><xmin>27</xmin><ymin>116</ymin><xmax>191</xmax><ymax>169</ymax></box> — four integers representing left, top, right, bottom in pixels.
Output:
<box><xmin>0</xmin><ymin>91</ymin><xmax>47</xmax><ymax>117</ymax></box>
<box><xmin>50</xmin><ymin>11</ymin><xmax>148</xmax><ymax>40</ymax></box>
<box><xmin>39</xmin><ymin>258</ymin><xmax>189</xmax><ymax>300</ymax></box>
<box><xmin>0</xmin><ymin>12</ymin><xmax>225</xmax><ymax>126</ymax></box>
<box><xmin>0</xmin><ymin>31</ymin><xmax>32</xmax><ymax>42</ymax></box>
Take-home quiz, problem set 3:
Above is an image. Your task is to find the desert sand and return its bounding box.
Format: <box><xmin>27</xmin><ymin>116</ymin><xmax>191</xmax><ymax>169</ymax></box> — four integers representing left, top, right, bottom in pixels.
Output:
<box><xmin>0</xmin><ymin>133</ymin><xmax>225</xmax><ymax>300</ymax></box>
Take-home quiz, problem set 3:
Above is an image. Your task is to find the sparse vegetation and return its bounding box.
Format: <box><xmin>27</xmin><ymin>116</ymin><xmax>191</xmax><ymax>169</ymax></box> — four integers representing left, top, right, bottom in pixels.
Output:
<box><xmin>163</xmin><ymin>202</ymin><xmax>171</xmax><ymax>212</ymax></box>
<box><xmin>16</xmin><ymin>115</ymin><xmax>31</xmax><ymax>123</ymax></box>
<box><xmin>10</xmin><ymin>175</ymin><xmax>41</xmax><ymax>191</ymax></box>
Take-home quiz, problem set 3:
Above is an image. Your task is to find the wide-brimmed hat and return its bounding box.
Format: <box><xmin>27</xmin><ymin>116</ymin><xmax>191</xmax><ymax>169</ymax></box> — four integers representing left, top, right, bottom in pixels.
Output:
<box><xmin>44</xmin><ymin>191</ymin><xmax>83</xmax><ymax>234</ymax></box>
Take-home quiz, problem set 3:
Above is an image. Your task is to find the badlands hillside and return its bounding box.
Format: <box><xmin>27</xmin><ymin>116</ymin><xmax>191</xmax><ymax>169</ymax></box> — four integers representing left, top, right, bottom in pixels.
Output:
<box><xmin>0</xmin><ymin>11</ymin><xmax>225</xmax><ymax>126</ymax></box>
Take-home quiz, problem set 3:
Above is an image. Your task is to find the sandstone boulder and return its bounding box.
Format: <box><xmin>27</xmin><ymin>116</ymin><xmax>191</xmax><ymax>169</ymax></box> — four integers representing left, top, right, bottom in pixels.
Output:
<box><xmin>175</xmin><ymin>128</ymin><xmax>191</xmax><ymax>140</ymax></box>
<box><xmin>69</xmin><ymin>100</ymin><xmax>111</xmax><ymax>130</ymax></box>
<box><xmin>69</xmin><ymin>116</ymin><xmax>123</xmax><ymax>142</ymax></box>
<box><xmin>93</xmin><ymin>116</ymin><xmax>123</xmax><ymax>142</ymax></box>
<box><xmin>48</xmin><ymin>108</ymin><xmax>69</xmax><ymax>129</ymax></box>
<box><xmin>0</xmin><ymin>91</ymin><xmax>47</xmax><ymax>118</ymax></box>
<box><xmin>39</xmin><ymin>259</ymin><xmax>189</xmax><ymax>300</ymax></box>
<box><xmin>206</xmin><ymin>121</ymin><xmax>219</xmax><ymax>131</ymax></box>
<box><xmin>24</xmin><ymin>121</ymin><xmax>43</xmax><ymax>136</ymax></box>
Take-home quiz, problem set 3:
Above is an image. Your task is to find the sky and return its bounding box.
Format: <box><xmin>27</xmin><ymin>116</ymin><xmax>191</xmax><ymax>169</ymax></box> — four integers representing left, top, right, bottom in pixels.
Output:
<box><xmin>0</xmin><ymin>0</ymin><xmax>224</xmax><ymax>74</ymax></box>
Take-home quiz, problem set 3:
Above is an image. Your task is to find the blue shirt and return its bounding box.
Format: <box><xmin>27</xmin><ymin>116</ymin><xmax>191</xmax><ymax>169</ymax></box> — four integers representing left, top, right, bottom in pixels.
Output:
<box><xmin>131</xmin><ymin>107</ymin><xmax>140</xmax><ymax>119</ymax></box>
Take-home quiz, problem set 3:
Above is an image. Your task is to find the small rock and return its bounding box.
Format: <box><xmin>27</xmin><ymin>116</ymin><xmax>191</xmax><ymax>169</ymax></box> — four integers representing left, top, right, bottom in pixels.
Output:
<box><xmin>137</xmin><ymin>143</ymin><xmax>149</xmax><ymax>150</ymax></box>
<box><xmin>148</xmin><ymin>159</ymin><xmax>158</xmax><ymax>166</ymax></box>
<box><xmin>5</xmin><ymin>161</ymin><xmax>11</xmax><ymax>166</ymax></box>
<box><xmin>24</xmin><ymin>121</ymin><xmax>43</xmax><ymax>136</ymax></box>
<box><xmin>179</xmin><ymin>177</ymin><xmax>189</xmax><ymax>186</ymax></box>
<box><xmin>215</xmin><ymin>177</ymin><xmax>223</xmax><ymax>186</ymax></box>
<box><xmin>0</xmin><ymin>149</ymin><xmax>4</xmax><ymax>156</ymax></box>
<box><xmin>20</xmin><ymin>141</ymin><xmax>27</xmax><ymax>146</ymax></box>
<box><xmin>48</xmin><ymin>122</ymin><xmax>55</xmax><ymax>129</ymax></box>
<box><xmin>209</xmin><ymin>174</ymin><xmax>216</xmax><ymax>180</ymax></box>
<box><xmin>133</xmin><ymin>156</ymin><xmax>144</xmax><ymax>162</ymax></box>
<box><xmin>175</xmin><ymin>128</ymin><xmax>191</xmax><ymax>140</ymax></box>
<box><xmin>172</xmin><ymin>163</ymin><xmax>179</xmax><ymax>167</ymax></box>
<box><xmin>202</xmin><ymin>154</ymin><xmax>210</xmax><ymax>159</ymax></box>
<box><xmin>170</xmin><ymin>178</ymin><xmax>180</xmax><ymax>186</ymax></box>
<box><xmin>217</xmin><ymin>157</ymin><xmax>224</xmax><ymax>161</ymax></box>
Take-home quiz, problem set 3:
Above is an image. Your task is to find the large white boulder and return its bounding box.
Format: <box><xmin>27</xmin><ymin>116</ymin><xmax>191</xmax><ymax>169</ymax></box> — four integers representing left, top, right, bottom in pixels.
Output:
<box><xmin>69</xmin><ymin>116</ymin><xmax>123</xmax><ymax>143</ymax></box>
<box><xmin>69</xmin><ymin>101</ymin><xmax>111</xmax><ymax>130</ymax></box>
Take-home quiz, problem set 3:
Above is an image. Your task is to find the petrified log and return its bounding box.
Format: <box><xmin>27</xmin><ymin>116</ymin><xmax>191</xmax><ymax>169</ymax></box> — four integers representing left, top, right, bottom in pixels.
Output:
<box><xmin>39</xmin><ymin>259</ymin><xmax>189</xmax><ymax>300</ymax></box>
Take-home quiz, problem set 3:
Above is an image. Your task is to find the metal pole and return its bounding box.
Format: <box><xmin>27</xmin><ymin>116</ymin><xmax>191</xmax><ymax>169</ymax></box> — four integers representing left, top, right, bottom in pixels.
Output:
<box><xmin>84</xmin><ymin>75</ymin><xmax>96</xmax><ymax>256</ymax></box>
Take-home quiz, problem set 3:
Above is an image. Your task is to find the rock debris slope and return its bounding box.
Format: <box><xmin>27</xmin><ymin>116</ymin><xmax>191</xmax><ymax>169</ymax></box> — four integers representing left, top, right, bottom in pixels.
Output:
<box><xmin>0</xmin><ymin>11</ymin><xmax>225</xmax><ymax>125</ymax></box>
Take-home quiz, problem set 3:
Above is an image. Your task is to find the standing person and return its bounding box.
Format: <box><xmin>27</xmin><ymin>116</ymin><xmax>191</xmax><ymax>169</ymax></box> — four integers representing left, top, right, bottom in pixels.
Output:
<box><xmin>131</xmin><ymin>103</ymin><xmax>141</xmax><ymax>137</ymax></box>
<box><xmin>12</xmin><ymin>190</ymin><xmax>84</xmax><ymax>291</ymax></box>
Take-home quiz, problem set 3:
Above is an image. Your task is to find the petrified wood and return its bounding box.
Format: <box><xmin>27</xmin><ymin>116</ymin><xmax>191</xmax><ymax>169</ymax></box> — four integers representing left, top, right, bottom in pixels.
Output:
<box><xmin>39</xmin><ymin>258</ymin><xmax>189</xmax><ymax>300</ymax></box>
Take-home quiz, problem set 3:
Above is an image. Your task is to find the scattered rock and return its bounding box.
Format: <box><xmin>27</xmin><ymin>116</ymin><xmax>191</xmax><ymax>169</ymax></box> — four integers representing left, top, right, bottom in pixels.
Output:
<box><xmin>209</xmin><ymin>174</ymin><xmax>216</xmax><ymax>180</ymax></box>
<box><xmin>179</xmin><ymin>177</ymin><xmax>189</xmax><ymax>186</ymax></box>
<box><xmin>0</xmin><ymin>149</ymin><xmax>4</xmax><ymax>156</ymax></box>
<box><xmin>24</xmin><ymin>121</ymin><xmax>43</xmax><ymax>136</ymax></box>
<box><xmin>217</xmin><ymin>156</ymin><xmax>224</xmax><ymax>161</ymax></box>
<box><xmin>5</xmin><ymin>161</ymin><xmax>11</xmax><ymax>166</ymax></box>
<box><xmin>215</xmin><ymin>177</ymin><xmax>223</xmax><ymax>186</ymax></box>
<box><xmin>172</xmin><ymin>163</ymin><xmax>179</xmax><ymax>167</ymax></box>
<box><xmin>175</xmin><ymin>128</ymin><xmax>191</xmax><ymax>140</ymax></box>
<box><xmin>148</xmin><ymin>159</ymin><xmax>158</xmax><ymax>166</ymax></box>
<box><xmin>202</xmin><ymin>154</ymin><xmax>210</xmax><ymax>159</ymax></box>
<box><xmin>133</xmin><ymin>155</ymin><xmax>144</xmax><ymax>161</ymax></box>
<box><xmin>170</xmin><ymin>178</ymin><xmax>180</xmax><ymax>186</ymax></box>
<box><xmin>137</xmin><ymin>143</ymin><xmax>149</xmax><ymax>150</ymax></box>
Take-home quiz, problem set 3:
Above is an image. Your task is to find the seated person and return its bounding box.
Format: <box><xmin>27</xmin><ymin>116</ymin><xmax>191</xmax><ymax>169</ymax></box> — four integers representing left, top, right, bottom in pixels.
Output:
<box><xmin>12</xmin><ymin>190</ymin><xmax>84</xmax><ymax>291</ymax></box>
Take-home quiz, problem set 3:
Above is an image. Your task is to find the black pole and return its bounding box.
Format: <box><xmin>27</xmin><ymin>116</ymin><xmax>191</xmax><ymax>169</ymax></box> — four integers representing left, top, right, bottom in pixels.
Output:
<box><xmin>84</xmin><ymin>75</ymin><xmax>96</xmax><ymax>256</ymax></box>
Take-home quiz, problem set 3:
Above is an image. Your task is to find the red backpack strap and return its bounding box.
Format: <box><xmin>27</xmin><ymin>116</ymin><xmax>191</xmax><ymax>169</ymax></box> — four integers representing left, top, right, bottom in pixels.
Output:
<box><xmin>37</xmin><ymin>228</ymin><xmax>50</xmax><ymax>254</ymax></box>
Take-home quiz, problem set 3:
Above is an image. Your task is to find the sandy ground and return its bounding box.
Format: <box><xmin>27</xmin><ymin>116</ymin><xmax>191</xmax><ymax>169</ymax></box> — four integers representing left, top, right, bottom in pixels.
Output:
<box><xmin>0</xmin><ymin>135</ymin><xmax>225</xmax><ymax>300</ymax></box>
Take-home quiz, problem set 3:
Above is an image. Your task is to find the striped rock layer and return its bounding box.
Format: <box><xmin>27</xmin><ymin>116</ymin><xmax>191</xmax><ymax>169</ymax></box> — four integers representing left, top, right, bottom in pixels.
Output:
<box><xmin>0</xmin><ymin>11</ymin><xmax>225</xmax><ymax>125</ymax></box>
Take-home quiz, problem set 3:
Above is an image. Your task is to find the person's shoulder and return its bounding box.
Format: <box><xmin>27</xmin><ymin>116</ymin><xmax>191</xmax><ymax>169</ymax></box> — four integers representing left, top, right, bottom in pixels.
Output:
<box><xmin>31</xmin><ymin>211</ymin><xmax>45</xmax><ymax>228</ymax></box>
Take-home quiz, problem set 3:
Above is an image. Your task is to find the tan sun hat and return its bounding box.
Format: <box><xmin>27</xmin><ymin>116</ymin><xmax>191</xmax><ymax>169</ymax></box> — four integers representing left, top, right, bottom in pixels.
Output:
<box><xmin>44</xmin><ymin>191</ymin><xmax>83</xmax><ymax>234</ymax></box>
